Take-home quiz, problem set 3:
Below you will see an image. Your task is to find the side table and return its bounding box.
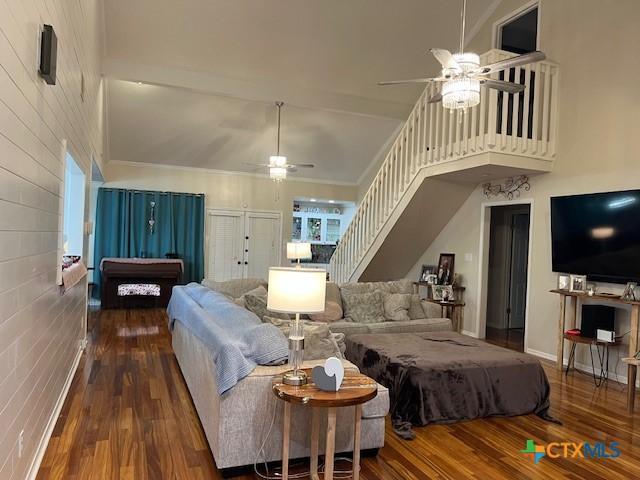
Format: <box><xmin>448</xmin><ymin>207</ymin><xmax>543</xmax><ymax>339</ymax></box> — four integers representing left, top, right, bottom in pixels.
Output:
<box><xmin>423</xmin><ymin>299</ymin><xmax>465</xmax><ymax>332</ymax></box>
<box><xmin>272</xmin><ymin>368</ymin><xmax>378</xmax><ymax>480</ymax></box>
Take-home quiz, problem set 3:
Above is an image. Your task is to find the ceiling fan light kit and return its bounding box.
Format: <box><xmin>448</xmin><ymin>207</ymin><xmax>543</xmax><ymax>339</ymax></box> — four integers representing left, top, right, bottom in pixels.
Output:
<box><xmin>442</xmin><ymin>77</ymin><xmax>480</xmax><ymax>110</ymax></box>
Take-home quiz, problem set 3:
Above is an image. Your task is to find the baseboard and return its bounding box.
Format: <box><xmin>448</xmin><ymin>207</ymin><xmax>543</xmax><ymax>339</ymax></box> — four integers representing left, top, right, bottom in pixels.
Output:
<box><xmin>25</xmin><ymin>343</ymin><xmax>84</xmax><ymax>480</ymax></box>
<box><xmin>526</xmin><ymin>347</ymin><xmax>638</xmax><ymax>387</ymax></box>
<box><xmin>526</xmin><ymin>348</ymin><xmax>557</xmax><ymax>362</ymax></box>
<box><xmin>461</xmin><ymin>329</ymin><xmax>478</xmax><ymax>338</ymax></box>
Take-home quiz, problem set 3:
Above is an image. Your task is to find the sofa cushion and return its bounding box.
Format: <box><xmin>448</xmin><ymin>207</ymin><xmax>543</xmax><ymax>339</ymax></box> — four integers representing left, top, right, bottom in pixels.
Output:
<box><xmin>383</xmin><ymin>293</ymin><xmax>411</xmax><ymax>321</ymax></box>
<box><xmin>408</xmin><ymin>294</ymin><xmax>426</xmax><ymax>319</ymax></box>
<box><xmin>234</xmin><ymin>285</ymin><xmax>268</xmax><ymax>308</ymax></box>
<box><xmin>365</xmin><ymin>317</ymin><xmax>453</xmax><ymax>334</ymax></box>
<box><xmin>202</xmin><ymin>277</ymin><xmax>267</xmax><ymax>299</ymax></box>
<box><xmin>310</xmin><ymin>300</ymin><xmax>343</xmax><ymax>323</ymax></box>
<box><xmin>421</xmin><ymin>299</ymin><xmax>444</xmax><ymax>319</ymax></box>
<box><xmin>264</xmin><ymin>317</ymin><xmax>342</xmax><ymax>360</ymax></box>
<box><xmin>327</xmin><ymin>321</ymin><xmax>370</xmax><ymax>336</ymax></box>
<box><xmin>341</xmin><ymin>291</ymin><xmax>385</xmax><ymax>324</ymax></box>
<box><xmin>244</xmin><ymin>294</ymin><xmax>290</xmax><ymax>322</ymax></box>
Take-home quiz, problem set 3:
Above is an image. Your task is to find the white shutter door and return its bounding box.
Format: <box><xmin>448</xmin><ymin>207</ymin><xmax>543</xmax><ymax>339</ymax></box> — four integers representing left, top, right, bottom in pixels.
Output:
<box><xmin>207</xmin><ymin>211</ymin><xmax>244</xmax><ymax>281</ymax></box>
<box><xmin>245</xmin><ymin>212</ymin><xmax>281</xmax><ymax>280</ymax></box>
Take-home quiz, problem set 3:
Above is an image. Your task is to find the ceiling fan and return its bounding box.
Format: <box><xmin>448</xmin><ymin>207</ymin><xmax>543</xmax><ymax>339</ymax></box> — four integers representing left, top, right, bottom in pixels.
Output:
<box><xmin>379</xmin><ymin>0</ymin><xmax>546</xmax><ymax>110</ymax></box>
<box><xmin>243</xmin><ymin>101</ymin><xmax>314</xmax><ymax>182</ymax></box>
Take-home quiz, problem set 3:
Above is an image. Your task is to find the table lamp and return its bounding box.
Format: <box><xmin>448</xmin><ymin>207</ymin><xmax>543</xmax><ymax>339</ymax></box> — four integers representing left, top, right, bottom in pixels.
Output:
<box><xmin>268</xmin><ymin>267</ymin><xmax>326</xmax><ymax>385</ymax></box>
<box><xmin>287</xmin><ymin>242</ymin><xmax>312</xmax><ymax>266</ymax></box>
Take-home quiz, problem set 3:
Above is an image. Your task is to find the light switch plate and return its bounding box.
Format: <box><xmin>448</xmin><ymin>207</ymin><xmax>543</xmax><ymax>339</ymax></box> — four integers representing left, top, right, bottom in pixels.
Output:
<box><xmin>464</xmin><ymin>253</ymin><xmax>473</xmax><ymax>262</ymax></box>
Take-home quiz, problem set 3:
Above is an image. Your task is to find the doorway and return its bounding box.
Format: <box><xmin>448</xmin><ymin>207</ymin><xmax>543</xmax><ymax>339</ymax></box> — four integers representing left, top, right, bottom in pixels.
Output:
<box><xmin>485</xmin><ymin>204</ymin><xmax>531</xmax><ymax>351</ymax></box>
<box><xmin>206</xmin><ymin>209</ymin><xmax>282</xmax><ymax>282</ymax></box>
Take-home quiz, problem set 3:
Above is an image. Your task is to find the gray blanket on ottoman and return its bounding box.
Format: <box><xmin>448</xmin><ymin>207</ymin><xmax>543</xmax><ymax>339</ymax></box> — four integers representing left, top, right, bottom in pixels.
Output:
<box><xmin>345</xmin><ymin>332</ymin><xmax>554</xmax><ymax>438</ymax></box>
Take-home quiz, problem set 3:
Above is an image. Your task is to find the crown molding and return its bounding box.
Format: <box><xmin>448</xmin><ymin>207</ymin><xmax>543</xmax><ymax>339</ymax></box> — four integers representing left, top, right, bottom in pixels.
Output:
<box><xmin>107</xmin><ymin>160</ymin><xmax>359</xmax><ymax>187</ymax></box>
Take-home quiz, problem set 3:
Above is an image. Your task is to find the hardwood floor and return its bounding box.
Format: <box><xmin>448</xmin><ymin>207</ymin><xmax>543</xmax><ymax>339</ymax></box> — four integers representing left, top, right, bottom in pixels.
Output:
<box><xmin>485</xmin><ymin>327</ymin><xmax>525</xmax><ymax>352</ymax></box>
<box><xmin>37</xmin><ymin>308</ymin><xmax>640</xmax><ymax>480</ymax></box>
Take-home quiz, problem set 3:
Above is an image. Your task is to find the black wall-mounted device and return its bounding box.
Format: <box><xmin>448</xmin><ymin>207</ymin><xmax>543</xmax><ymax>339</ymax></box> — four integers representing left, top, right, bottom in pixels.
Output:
<box><xmin>39</xmin><ymin>24</ymin><xmax>57</xmax><ymax>85</ymax></box>
<box><xmin>581</xmin><ymin>305</ymin><xmax>615</xmax><ymax>339</ymax></box>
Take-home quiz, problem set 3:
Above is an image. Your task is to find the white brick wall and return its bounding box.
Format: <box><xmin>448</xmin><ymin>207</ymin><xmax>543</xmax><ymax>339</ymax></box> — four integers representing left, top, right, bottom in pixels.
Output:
<box><xmin>0</xmin><ymin>0</ymin><xmax>104</xmax><ymax>478</ymax></box>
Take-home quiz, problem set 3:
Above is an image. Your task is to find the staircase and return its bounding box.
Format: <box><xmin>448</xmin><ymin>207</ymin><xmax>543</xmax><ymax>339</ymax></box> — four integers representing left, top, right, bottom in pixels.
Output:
<box><xmin>330</xmin><ymin>49</ymin><xmax>559</xmax><ymax>283</ymax></box>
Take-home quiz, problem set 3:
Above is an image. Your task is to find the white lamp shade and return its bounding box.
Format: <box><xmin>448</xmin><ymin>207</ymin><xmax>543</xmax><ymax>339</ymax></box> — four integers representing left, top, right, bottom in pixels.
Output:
<box><xmin>267</xmin><ymin>267</ymin><xmax>326</xmax><ymax>314</ymax></box>
<box><xmin>287</xmin><ymin>242</ymin><xmax>312</xmax><ymax>260</ymax></box>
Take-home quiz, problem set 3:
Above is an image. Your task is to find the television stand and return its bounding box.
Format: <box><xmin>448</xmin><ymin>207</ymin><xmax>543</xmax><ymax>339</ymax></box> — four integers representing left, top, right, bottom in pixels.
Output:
<box><xmin>551</xmin><ymin>289</ymin><xmax>640</xmax><ymax>412</ymax></box>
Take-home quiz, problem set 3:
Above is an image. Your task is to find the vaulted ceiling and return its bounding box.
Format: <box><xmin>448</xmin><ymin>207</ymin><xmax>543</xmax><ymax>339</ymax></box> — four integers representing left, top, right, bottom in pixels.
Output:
<box><xmin>103</xmin><ymin>0</ymin><xmax>498</xmax><ymax>183</ymax></box>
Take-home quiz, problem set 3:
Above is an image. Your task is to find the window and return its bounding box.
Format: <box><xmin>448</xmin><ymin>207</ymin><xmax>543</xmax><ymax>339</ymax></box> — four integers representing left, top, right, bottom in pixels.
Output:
<box><xmin>62</xmin><ymin>153</ymin><xmax>86</xmax><ymax>256</ymax></box>
<box><xmin>497</xmin><ymin>6</ymin><xmax>538</xmax><ymax>54</ymax></box>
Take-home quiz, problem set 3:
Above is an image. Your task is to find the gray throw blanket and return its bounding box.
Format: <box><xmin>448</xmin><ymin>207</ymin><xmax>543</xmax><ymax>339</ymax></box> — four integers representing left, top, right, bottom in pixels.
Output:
<box><xmin>346</xmin><ymin>332</ymin><xmax>557</xmax><ymax>439</ymax></box>
<box><xmin>167</xmin><ymin>283</ymin><xmax>288</xmax><ymax>394</ymax></box>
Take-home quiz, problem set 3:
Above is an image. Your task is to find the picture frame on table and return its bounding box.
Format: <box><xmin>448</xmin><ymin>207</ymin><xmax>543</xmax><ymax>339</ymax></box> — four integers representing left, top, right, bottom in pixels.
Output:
<box><xmin>419</xmin><ymin>265</ymin><xmax>436</xmax><ymax>283</ymax></box>
<box><xmin>436</xmin><ymin>253</ymin><xmax>455</xmax><ymax>285</ymax></box>
<box><xmin>557</xmin><ymin>273</ymin><xmax>570</xmax><ymax>291</ymax></box>
<box><xmin>569</xmin><ymin>274</ymin><xmax>587</xmax><ymax>293</ymax></box>
<box><xmin>432</xmin><ymin>285</ymin><xmax>454</xmax><ymax>302</ymax></box>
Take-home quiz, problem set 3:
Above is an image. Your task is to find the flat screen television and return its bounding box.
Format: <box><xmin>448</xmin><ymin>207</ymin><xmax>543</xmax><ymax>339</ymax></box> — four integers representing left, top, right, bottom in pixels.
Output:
<box><xmin>551</xmin><ymin>190</ymin><xmax>640</xmax><ymax>284</ymax></box>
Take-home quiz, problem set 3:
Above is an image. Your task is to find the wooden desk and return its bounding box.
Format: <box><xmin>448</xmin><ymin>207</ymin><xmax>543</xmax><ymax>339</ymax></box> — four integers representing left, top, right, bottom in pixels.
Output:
<box><xmin>423</xmin><ymin>299</ymin><xmax>465</xmax><ymax>332</ymax></box>
<box><xmin>272</xmin><ymin>369</ymin><xmax>377</xmax><ymax>480</ymax></box>
<box><xmin>551</xmin><ymin>289</ymin><xmax>640</xmax><ymax>412</ymax></box>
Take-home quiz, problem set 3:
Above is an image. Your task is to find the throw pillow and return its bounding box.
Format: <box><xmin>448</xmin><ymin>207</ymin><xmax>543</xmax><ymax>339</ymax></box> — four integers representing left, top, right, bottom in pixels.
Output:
<box><xmin>341</xmin><ymin>291</ymin><xmax>385</xmax><ymax>324</ymax></box>
<box><xmin>235</xmin><ymin>285</ymin><xmax>268</xmax><ymax>308</ymax></box>
<box><xmin>309</xmin><ymin>300</ymin><xmax>343</xmax><ymax>323</ymax></box>
<box><xmin>383</xmin><ymin>293</ymin><xmax>411</xmax><ymax>321</ymax></box>
<box><xmin>408</xmin><ymin>294</ymin><xmax>426</xmax><ymax>319</ymax></box>
<box><xmin>244</xmin><ymin>294</ymin><xmax>290</xmax><ymax>322</ymax></box>
<box><xmin>264</xmin><ymin>317</ymin><xmax>342</xmax><ymax>360</ymax></box>
<box><xmin>421</xmin><ymin>299</ymin><xmax>444</xmax><ymax>319</ymax></box>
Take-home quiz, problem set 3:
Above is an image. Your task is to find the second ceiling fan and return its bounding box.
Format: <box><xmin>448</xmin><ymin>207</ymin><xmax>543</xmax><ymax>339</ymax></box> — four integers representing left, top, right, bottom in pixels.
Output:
<box><xmin>244</xmin><ymin>101</ymin><xmax>314</xmax><ymax>182</ymax></box>
<box><xmin>379</xmin><ymin>0</ymin><xmax>546</xmax><ymax>110</ymax></box>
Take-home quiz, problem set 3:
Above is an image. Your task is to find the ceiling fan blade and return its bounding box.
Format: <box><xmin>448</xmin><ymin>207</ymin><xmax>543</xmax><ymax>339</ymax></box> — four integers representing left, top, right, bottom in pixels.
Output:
<box><xmin>430</xmin><ymin>48</ymin><xmax>459</xmax><ymax>70</ymax></box>
<box><xmin>242</xmin><ymin>162</ymin><xmax>270</xmax><ymax>168</ymax></box>
<box><xmin>428</xmin><ymin>92</ymin><xmax>443</xmax><ymax>104</ymax></box>
<box><xmin>476</xmin><ymin>51</ymin><xmax>546</xmax><ymax>75</ymax></box>
<box><xmin>289</xmin><ymin>164</ymin><xmax>314</xmax><ymax>168</ymax></box>
<box><xmin>287</xmin><ymin>167</ymin><xmax>298</xmax><ymax>173</ymax></box>
<box><xmin>480</xmin><ymin>79</ymin><xmax>526</xmax><ymax>94</ymax></box>
<box><xmin>378</xmin><ymin>77</ymin><xmax>440</xmax><ymax>86</ymax></box>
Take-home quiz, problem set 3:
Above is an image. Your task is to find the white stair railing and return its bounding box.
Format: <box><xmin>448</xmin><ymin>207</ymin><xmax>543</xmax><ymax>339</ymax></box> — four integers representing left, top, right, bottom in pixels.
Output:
<box><xmin>330</xmin><ymin>49</ymin><xmax>559</xmax><ymax>283</ymax></box>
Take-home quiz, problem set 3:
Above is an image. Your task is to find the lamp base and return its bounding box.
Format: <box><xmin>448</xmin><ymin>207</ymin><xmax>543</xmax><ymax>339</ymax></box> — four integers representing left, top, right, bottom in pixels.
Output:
<box><xmin>282</xmin><ymin>369</ymin><xmax>308</xmax><ymax>386</ymax></box>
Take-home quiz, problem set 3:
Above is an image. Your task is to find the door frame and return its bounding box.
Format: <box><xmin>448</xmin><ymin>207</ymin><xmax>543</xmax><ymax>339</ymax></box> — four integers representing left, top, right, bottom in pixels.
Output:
<box><xmin>475</xmin><ymin>198</ymin><xmax>534</xmax><ymax>351</ymax></box>
<box><xmin>205</xmin><ymin>208</ymin><xmax>283</xmax><ymax>280</ymax></box>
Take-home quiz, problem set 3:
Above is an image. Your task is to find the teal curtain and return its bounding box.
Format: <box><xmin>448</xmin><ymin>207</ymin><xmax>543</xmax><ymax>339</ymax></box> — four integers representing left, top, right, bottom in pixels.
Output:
<box><xmin>93</xmin><ymin>188</ymin><xmax>205</xmax><ymax>298</ymax></box>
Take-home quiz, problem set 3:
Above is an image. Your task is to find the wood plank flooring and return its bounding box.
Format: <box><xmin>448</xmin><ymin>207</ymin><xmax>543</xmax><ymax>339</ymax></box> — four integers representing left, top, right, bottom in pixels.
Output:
<box><xmin>37</xmin><ymin>308</ymin><xmax>640</xmax><ymax>479</ymax></box>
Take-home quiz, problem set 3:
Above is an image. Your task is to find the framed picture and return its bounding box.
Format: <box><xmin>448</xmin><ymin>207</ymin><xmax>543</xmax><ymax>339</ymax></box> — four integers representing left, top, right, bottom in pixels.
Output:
<box><xmin>432</xmin><ymin>285</ymin><xmax>454</xmax><ymax>302</ymax></box>
<box><xmin>419</xmin><ymin>265</ymin><xmax>436</xmax><ymax>283</ymax></box>
<box><xmin>569</xmin><ymin>274</ymin><xmax>587</xmax><ymax>293</ymax></box>
<box><xmin>437</xmin><ymin>253</ymin><xmax>455</xmax><ymax>285</ymax></box>
<box><xmin>557</xmin><ymin>273</ymin><xmax>570</xmax><ymax>291</ymax></box>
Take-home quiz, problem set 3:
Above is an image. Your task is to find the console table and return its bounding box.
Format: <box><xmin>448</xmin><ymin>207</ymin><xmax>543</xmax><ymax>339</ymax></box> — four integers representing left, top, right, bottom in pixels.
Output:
<box><xmin>272</xmin><ymin>369</ymin><xmax>377</xmax><ymax>480</ymax></box>
<box><xmin>551</xmin><ymin>289</ymin><xmax>639</xmax><ymax>412</ymax></box>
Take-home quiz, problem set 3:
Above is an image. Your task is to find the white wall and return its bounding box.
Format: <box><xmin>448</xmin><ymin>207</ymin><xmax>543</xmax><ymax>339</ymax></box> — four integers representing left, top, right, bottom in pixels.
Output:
<box><xmin>102</xmin><ymin>161</ymin><xmax>358</xmax><ymax>268</ymax></box>
<box><xmin>0</xmin><ymin>0</ymin><xmax>104</xmax><ymax>478</ymax></box>
<box><xmin>408</xmin><ymin>0</ymin><xmax>640</xmax><ymax>378</ymax></box>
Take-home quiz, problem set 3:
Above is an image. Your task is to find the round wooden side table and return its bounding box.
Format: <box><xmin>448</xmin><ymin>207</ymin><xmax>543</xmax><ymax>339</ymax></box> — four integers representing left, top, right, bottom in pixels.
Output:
<box><xmin>272</xmin><ymin>368</ymin><xmax>378</xmax><ymax>480</ymax></box>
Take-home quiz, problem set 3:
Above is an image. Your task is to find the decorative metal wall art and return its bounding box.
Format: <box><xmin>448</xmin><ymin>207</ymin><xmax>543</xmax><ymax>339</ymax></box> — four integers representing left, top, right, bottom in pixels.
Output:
<box><xmin>482</xmin><ymin>175</ymin><xmax>530</xmax><ymax>199</ymax></box>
